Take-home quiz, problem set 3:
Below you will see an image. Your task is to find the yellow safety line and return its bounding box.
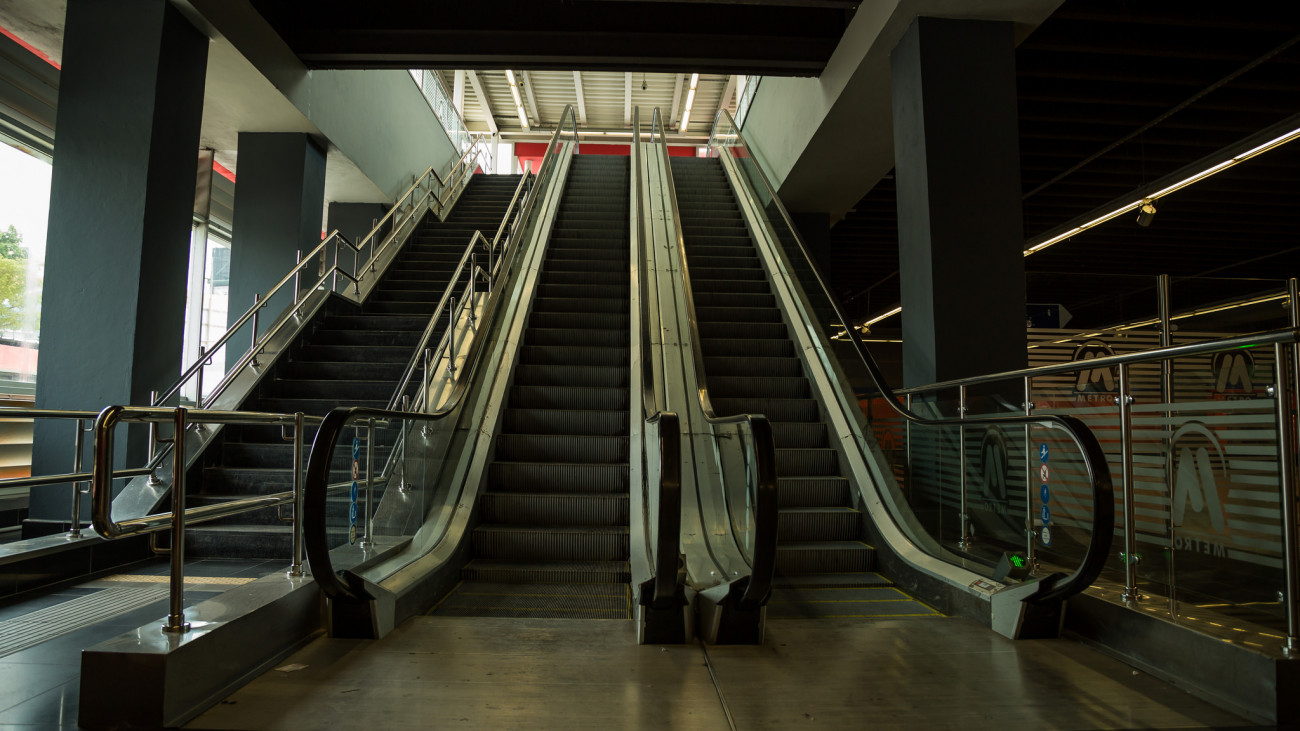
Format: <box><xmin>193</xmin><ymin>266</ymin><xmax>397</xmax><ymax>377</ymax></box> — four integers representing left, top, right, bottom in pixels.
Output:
<box><xmin>789</xmin><ymin>612</ymin><xmax>942</xmax><ymax>619</ymax></box>
<box><xmin>456</xmin><ymin>592</ymin><xmax>625</xmax><ymax>599</ymax></box>
<box><xmin>99</xmin><ymin>575</ymin><xmax>257</xmax><ymax>586</ymax></box>
<box><xmin>456</xmin><ymin>607</ymin><xmax>628</xmax><ymax>614</ymax></box>
<box><xmin>771</xmin><ymin>598</ymin><xmax>928</xmax><ymax>605</ymax></box>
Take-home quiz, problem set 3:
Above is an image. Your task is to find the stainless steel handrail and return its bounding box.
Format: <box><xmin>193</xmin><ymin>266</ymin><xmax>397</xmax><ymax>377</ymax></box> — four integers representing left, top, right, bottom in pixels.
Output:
<box><xmin>707</xmin><ymin>108</ymin><xmax>1113</xmax><ymax>607</ymax></box>
<box><xmin>653</xmin><ymin>108</ymin><xmax>778</xmax><ymax>613</ymax></box>
<box><xmin>387</xmin><ymin>172</ymin><xmax>533</xmax><ymax>411</ymax></box>
<box><xmin>894</xmin><ymin>327</ymin><xmax>1300</xmax><ymax>397</ymax></box>
<box><xmin>304</xmin><ymin>106</ymin><xmax>580</xmax><ymax>603</ymax></box>
<box><xmin>632</xmin><ymin>107</ymin><xmax>684</xmax><ymax>612</ymax></box>
<box><xmin>91</xmin><ymin>406</ymin><xmax>328</xmax><ymax>632</ymax></box>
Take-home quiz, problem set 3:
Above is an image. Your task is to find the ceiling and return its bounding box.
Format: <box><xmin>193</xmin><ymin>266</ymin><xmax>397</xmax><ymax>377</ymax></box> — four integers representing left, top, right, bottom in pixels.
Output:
<box><xmin>245</xmin><ymin>0</ymin><xmax>857</xmax><ymax>75</ymax></box>
<box><xmin>828</xmin><ymin>0</ymin><xmax>1300</xmax><ymax>331</ymax></box>
<box><xmin>439</xmin><ymin>69</ymin><xmax>739</xmax><ymax>138</ymax></box>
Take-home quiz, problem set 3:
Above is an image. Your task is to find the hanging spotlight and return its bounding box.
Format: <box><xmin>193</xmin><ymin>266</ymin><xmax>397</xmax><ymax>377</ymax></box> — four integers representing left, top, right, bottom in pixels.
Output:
<box><xmin>1136</xmin><ymin>198</ymin><xmax>1157</xmax><ymax>227</ymax></box>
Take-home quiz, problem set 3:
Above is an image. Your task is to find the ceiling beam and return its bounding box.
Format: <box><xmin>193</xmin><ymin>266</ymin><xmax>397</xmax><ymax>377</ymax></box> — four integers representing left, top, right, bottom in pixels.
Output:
<box><xmin>520</xmin><ymin>70</ymin><xmax>542</xmax><ymax>127</ymax></box>
<box><xmin>465</xmin><ymin>70</ymin><xmax>498</xmax><ymax>135</ymax></box>
<box><xmin>719</xmin><ymin>74</ymin><xmax>738</xmax><ymax>117</ymax></box>
<box><xmin>573</xmin><ymin>71</ymin><xmax>588</xmax><ymax>126</ymax></box>
<box><xmin>624</xmin><ymin>72</ymin><xmax>633</xmax><ymax>127</ymax></box>
<box><xmin>669</xmin><ymin>73</ymin><xmax>684</xmax><ymax>130</ymax></box>
<box><xmin>453</xmin><ymin>69</ymin><xmax>465</xmax><ymax>115</ymax></box>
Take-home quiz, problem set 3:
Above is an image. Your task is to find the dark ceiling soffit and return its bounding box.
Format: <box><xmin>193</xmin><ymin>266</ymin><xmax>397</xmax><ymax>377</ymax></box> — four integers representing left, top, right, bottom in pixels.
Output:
<box><xmin>1024</xmin><ymin>110</ymin><xmax>1300</xmax><ymax>250</ymax></box>
<box><xmin>294</xmin><ymin>55</ymin><xmax>828</xmax><ymax>75</ymax></box>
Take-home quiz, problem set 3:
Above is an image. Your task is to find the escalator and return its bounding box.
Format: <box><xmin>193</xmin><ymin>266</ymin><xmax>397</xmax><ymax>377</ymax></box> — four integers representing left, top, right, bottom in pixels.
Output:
<box><xmin>188</xmin><ymin>174</ymin><xmax>521</xmax><ymax>557</ymax></box>
<box><xmin>670</xmin><ymin>157</ymin><xmax>888</xmax><ymax>618</ymax></box>
<box><xmin>432</xmin><ymin>155</ymin><xmax>633</xmax><ymax>618</ymax></box>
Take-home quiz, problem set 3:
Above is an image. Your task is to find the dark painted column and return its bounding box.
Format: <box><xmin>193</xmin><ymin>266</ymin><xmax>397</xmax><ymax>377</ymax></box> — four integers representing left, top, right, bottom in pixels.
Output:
<box><xmin>326</xmin><ymin>201</ymin><xmax>390</xmax><ymax>250</ymax></box>
<box><xmin>29</xmin><ymin>0</ymin><xmax>208</xmax><ymax>530</ymax></box>
<box><xmin>226</xmin><ymin>133</ymin><xmax>326</xmax><ymax>371</ymax></box>
<box><xmin>891</xmin><ymin>17</ymin><xmax>1026</xmax><ymax>389</ymax></box>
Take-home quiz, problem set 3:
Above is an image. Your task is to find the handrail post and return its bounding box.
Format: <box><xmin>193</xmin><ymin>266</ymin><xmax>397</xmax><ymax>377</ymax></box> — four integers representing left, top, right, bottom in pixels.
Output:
<box><xmin>292</xmin><ymin>249</ymin><xmax>303</xmax><ymax>316</ymax></box>
<box><xmin>360</xmin><ymin>417</ymin><xmax>375</xmax><ymax>549</ymax></box>
<box><xmin>163</xmin><ymin>407</ymin><xmax>191</xmax><ymax>633</ymax></box>
<box><xmin>446</xmin><ymin>297</ymin><xmax>457</xmax><ymax>375</ymax></box>
<box><xmin>287</xmin><ymin>411</ymin><xmax>305</xmax><ymax>577</ymax></box>
<box><xmin>904</xmin><ymin>393</ymin><xmax>913</xmax><ymax>501</ymax></box>
<box><xmin>421</xmin><ymin>348</ymin><xmax>432</xmax><ymax>428</ymax></box>
<box><xmin>957</xmin><ymin>385</ymin><xmax>971</xmax><ymax>550</ymax></box>
<box><xmin>1157</xmin><ymin>273</ymin><xmax>1177</xmax><ymax>616</ymax></box>
<box><xmin>1279</xmin><ymin>277</ymin><xmax>1300</xmax><ymax>656</ymax></box>
<box><xmin>1118</xmin><ymin>363</ymin><xmax>1140</xmax><ymax>604</ymax></box>
<box><xmin>249</xmin><ymin>294</ymin><xmax>261</xmax><ymax>368</ymax></box>
<box><xmin>195</xmin><ymin>346</ymin><xmax>206</xmax><ymax>408</ymax></box>
<box><xmin>1023</xmin><ymin>378</ymin><xmax>1038</xmax><ymax>571</ymax></box>
<box><xmin>469</xmin><ymin>254</ymin><xmax>477</xmax><ymax>325</ymax></box>
<box><xmin>147</xmin><ymin>390</ymin><xmax>162</xmax><ymax>486</ymax></box>
<box><xmin>67</xmin><ymin>418</ymin><xmax>85</xmax><ymax>538</ymax></box>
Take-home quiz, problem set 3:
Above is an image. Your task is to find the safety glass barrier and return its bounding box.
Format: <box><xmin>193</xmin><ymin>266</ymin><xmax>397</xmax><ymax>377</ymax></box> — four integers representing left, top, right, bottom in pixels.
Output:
<box><xmin>304</xmin><ymin>107</ymin><xmax>580</xmax><ymax>599</ymax></box>
<box><xmin>709</xmin><ymin>108</ymin><xmax>1115</xmax><ymax>607</ymax></box>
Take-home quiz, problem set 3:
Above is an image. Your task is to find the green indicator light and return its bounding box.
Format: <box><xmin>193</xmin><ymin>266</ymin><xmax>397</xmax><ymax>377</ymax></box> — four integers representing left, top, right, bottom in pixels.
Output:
<box><xmin>1009</xmin><ymin>555</ymin><xmax>1026</xmax><ymax>568</ymax></box>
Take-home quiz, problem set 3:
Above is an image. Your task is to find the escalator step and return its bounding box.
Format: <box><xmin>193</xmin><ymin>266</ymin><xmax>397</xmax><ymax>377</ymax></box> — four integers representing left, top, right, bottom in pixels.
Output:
<box><xmin>509</xmin><ymin>385</ymin><xmax>629</xmax><ymax>411</ymax></box>
<box><xmin>483</xmin><ymin>493</ymin><xmax>629</xmax><ymax>526</ymax></box>
<box><xmin>519</xmin><ymin>345</ymin><xmax>626</xmax><ymax>366</ymax></box>
<box><xmin>712</xmin><ymin>397</ymin><xmax>818</xmax><ymax>423</ymax></box>
<box><xmin>488</xmin><ymin>462</ymin><xmax>629</xmax><ymax>494</ymax></box>
<box><xmin>513</xmin><ymin>364</ymin><xmax>628</xmax><ymax>388</ymax></box>
<box><xmin>527</xmin><ymin>311</ymin><xmax>629</xmax><ymax>331</ymax></box>
<box><xmin>772</xmin><ymin>422</ymin><xmax>830</xmax><ymax>449</ymax></box>
<box><xmin>472</xmin><ymin>524</ymin><xmax>629</xmax><ymax>561</ymax></box>
<box><xmin>494</xmin><ymin>434</ymin><xmax>630</xmax><ymax>463</ymax></box>
<box><xmin>779</xmin><ymin>477</ymin><xmax>852</xmax><ymax>508</ymax></box>
<box><xmin>524</xmin><ymin>327</ymin><xmax>629</xmax><ymax>348</ymax></box>
<box><xmin>708</xmin><ymin>375</ymin><xmax>809</xmax><ymax>399</ymax></box>
<box><xmin>695</xmin><ymin>306</ymin><xmax>782</xmax><ymax>324</ymax></box>
<box><xmin>432</xmin><ymin>581</ymin><xmax>630</xmax><ymax>619</ymax></box>
<box><xmin>701</xmin><ymin>338</ymin><xmax>795</xmax><ymax>358</ymax></box>
<box><xmin>776</xmin><ymin>542</ymin><xmax>876</xmax><ymax>575</ymax></box>
<box><xmin>530</xmin><ymin>297</ymin><xmax>627</xmax><ymax>314</ymax></box>
<box><xmin>689</xmin><ymin>278</ymin><xmax>771</xmax><ymax>295</ymax></box>
<box><xmin>778</xmin><ymin>507</ymin><xmax>862</xmax><ymax>542</ymax></box>
<box><xmin>704</xmin><ymin>355</ymin><xmax>802</xmax><ymax>378</ymax></box>
<box><xmin>777</xmin><ymin>448</ymin><xmax>840</xmax><ymax>476</ymax></box>
<box><xmin>503</xmin><ymin>408</ymin><xmax>628</xmax><ymax>436</ymax></box>
<box><xmin>459</xmin><ymin>560</ymin><xmax>631</xmax><ymax>584</ymax></box>
<box><xmin>698</xmin><ymin>322</ymin><xmax>787</xmax><ymax>340</ymax></box>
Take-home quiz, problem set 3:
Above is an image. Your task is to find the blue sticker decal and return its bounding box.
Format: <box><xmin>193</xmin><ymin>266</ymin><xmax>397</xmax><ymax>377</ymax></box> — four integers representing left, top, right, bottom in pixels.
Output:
<box><xmin>1041</xmin><ymin>505</ymin><xmax>1051</xmax><ymax>524</ymax></box>
<box><xmin>352</xmin><ymin>437</ymin><xmax>360</xmax><ymax>460</ymax></box>
<box><xmin>350</xmin><ymin>481</ymin><xmax>359</xmax><ymax>502</ymax></box>
<box><xmin>1041</xmin><ymin>484</ymin><xmax>1050</xmax><ymax>504</ymax></box>
<box><xmin>349</xmin><ymin>502</ymin><xmax>357</xmax><ymax>523</ymax></box>
<box><xmin>1039</xmin><ymin>443</ymin><xmax>1050</xmax><ymax>463</ymax></box>
<box><xmin>1041</xmin><ymin>525</ymin><xmax>1052</xmax><ymax>547</ymax></box>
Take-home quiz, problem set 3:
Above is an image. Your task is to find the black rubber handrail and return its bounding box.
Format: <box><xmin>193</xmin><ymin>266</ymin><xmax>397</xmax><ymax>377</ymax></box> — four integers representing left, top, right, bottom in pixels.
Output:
<box><xmin>652</xmin><ymin>109</ymin><xmax>778</xmax><ymax>613</ymax></box>
<box><xmin>707</xmin><ymin>108</ymin><xmax>1113</xmax><ymax>605</ymax></box>
<box><xmin>632</xmin><ymin>107</ymin><xmax>685</xmax><ymax>612</ymax></box>
<box><xmin>303</xmin><ymin>107</ymin><xmax>578</xmax><ymax>602</ymax></box>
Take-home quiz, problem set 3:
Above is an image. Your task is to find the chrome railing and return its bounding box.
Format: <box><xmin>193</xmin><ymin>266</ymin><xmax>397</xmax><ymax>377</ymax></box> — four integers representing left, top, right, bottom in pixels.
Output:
<box><xmin>304</xmin><ymin>106</ymin><xmax>580</xmax><ymax>602</ymax></box>
<box><xmin>90</xmin><ymin>406</ymin><xmax>328</xmax><ymax>632</ymax></box>
<box><xmin>632</xmin><ymin>107</ymin><xmax>684</xmax><ymax>612</ymax></box>
<box><xmin>707</xmin><ymin>107</ymin><xmax>1115</xmax><ymax>609</ymax></box>
<box><xmin>653</xmin><ymin>108</ymin><xmax>778</xmax><ymax>613</ymax></box>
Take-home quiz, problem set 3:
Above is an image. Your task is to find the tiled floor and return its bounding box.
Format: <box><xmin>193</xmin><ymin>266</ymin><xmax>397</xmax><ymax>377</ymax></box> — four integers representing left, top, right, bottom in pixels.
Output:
<box><xmin>0</xmin><ymin>557</ymin><xmax>286</xmax><ymax>729</ymax></box>
<box><xmin>187</xmin><ymin>615</ymin><xmax>1258</xmax><ymax>731</ymax></box>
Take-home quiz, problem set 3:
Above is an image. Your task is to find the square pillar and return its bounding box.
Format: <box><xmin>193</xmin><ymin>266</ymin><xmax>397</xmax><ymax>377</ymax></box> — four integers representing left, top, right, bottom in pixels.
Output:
<box><xmin>29</xmin><ymin>0</ymin><xmax>208</xmax><ymax>530</ymax></box>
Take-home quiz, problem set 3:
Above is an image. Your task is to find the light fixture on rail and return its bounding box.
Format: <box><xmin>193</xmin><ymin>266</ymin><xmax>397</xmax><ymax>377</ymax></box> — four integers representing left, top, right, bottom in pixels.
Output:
<box><xmin>679</xmin><ymin>73</ymin><xmax>700</xmax><ymax>132</ymax></box>
<box><xmin>505</xmin><ymin>70</ymin><xmax>529</xmax><ymax>130</ymax></box>
<box><xmin>1136</xmin><ymin>199</ymin><xmax>1157</xmax><ymax>227</ymax></box>
<box><xmin>831</xmin><ymin>305</ymin><xmax>902</xmax><ymax>340</ymax></box>
<box><xmin>1023</xmin><ymin>123</ymin><xmax>1300</xmax><ymax>256</ymax></box>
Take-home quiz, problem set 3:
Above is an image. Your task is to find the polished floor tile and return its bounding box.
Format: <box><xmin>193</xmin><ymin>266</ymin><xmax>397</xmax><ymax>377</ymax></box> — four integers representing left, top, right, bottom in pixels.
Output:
<box><xmin>186</xmin><ymin>617</ymin><xmax>729</xmax><ymax>730</ymax></box>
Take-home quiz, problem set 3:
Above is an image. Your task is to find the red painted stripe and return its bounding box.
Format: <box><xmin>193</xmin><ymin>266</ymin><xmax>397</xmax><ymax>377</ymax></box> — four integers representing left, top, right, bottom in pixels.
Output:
<box><xmin>0</xmin><ymin>25</ymin><xmax>60</xmax><ymax>70</ymax></box>
<box><xmin>213</xmin><ymin>161</ymin><xmax>236</xmax><ymax>183</ymax></box>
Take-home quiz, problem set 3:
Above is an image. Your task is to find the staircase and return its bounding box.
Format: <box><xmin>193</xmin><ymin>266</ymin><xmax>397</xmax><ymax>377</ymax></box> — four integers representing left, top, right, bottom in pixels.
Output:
<box><xmin>187</xmin><ymin>174</ymin><xmax>522</xmax><ymax>558</ymax></box>
<box><xmin>671</xmin><ymin>157</ymin><xmax>887</xmax><ymax>619</ymax></box>
<box><xmin>433</xmin><ymin>155</ymin><xmax>632</xmax><ymax>619</ymax></box>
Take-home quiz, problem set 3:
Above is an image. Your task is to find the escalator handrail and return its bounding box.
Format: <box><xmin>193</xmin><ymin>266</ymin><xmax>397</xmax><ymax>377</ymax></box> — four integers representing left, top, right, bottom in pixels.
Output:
<box><xmin>707</xmin><ymin>108</ymin><xmax>1113</xmax><ymax>605</ymax></box>
<box><xmin>632</xmin><ymin>107</ymin><xmax>684</xmax><ymax>611</ymax></box>
<box><xmin>652</xmin><ymin>108</ymin><xmax>778</xmax><ymax>613</ymax></box>
<box><xmin>304</xmin><ymin>106</ymin><xmax>579</xmax><ymax>602</ymax></box>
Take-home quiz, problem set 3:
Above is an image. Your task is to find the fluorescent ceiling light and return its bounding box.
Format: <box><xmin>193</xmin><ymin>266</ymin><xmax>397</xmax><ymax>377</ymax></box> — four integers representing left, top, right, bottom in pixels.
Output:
<box><xmin>1022</xmin><ymin>124</ymin><xmax>1300</xmax><ymax>257</ymax></box>
<box><xmin>680</xmin><ymin>73</ymin><xmax>700</xmax><ymax>131</ymax></box>
<box><xmin>505</xmin><ymin>70</ymin><xmax>529</xmax><ymax>130</ymax></box>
